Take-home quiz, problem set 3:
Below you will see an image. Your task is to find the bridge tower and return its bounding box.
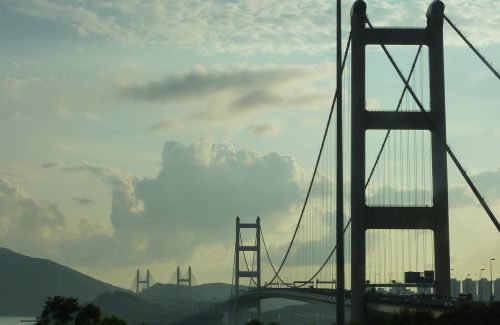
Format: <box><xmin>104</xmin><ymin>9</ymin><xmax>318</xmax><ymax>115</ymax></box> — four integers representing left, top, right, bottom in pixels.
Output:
<box><xmin>135</xmin><ymin>269</ymin><xmax>150</xmax><ymax>294</ymax></box>
<box><xmin>234</xmin><ymin>216</ymin><xmax>261</xmax><ymax>323</ymax></box>
<box><xmin>176</xmin><ymin>266</ymin><xmax>192</xmax><ymax>302</ymax></box>
<box><xmin>350</xmin><ymin>0</ymin><xmax>450</xmax><ymax>322</ymax></box>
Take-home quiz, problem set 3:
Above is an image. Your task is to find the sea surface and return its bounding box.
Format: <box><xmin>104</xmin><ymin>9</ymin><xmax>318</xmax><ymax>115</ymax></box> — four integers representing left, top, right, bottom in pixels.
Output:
<box><xmin>0</xmin><ymin>317</ymin><xmax>36</xmax><ymax>325</ymax></box>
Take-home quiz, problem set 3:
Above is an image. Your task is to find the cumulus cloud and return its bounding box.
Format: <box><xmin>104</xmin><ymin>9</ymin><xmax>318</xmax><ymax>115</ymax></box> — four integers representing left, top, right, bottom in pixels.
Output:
<box><xmin>38</xmin><ymin>140</ymin><xmax>307</xmax><ymax>268</ymax></box>
<box><xmin>4</xmin><ymin>0</ymin><xmax>498</xmax><ymax>53</ymax></box>
<box><xmin>2</xmin><ymin>140</ymin><xmax>500</xmax><ymax>284</ymax></box>
<box><xmin>0</xmin><ymin>179</ymin><xmax>67</xmax><ymax>257</ymax></box>
<box><xmin>0</xmin><ymin>177</ymin><xmax>118</xmax><ymax>268</ymax></box>
<box><xmin>43</xmin><ymin>161</ymin><xmax>143</xmax><ymax>232</ymax></box>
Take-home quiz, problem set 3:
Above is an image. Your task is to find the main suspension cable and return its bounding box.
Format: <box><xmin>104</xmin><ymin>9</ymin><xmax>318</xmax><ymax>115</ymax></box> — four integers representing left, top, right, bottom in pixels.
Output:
<box><xmin>263</xmin><ymin>39</ymin><xmax>421</xmax><ymax>288</ymax></box>
<box><xmin>443</xmin><ymin>14</ymin><xmax>499</xmax><ymax>81</ymax></box>
<box><xmin>265</xmin><ymin>34</ymin><xmax>352</xmax><ymax>285</ymax></box>
<box><xmin>265</xmin><ymin>13</ymin><xmax>500</xmax><ymax>287</ymax></box>
<box><xmin>260</xmin><ymin>12</ymin><xmax>500</xmax><ymax>292</ymax></box>
<box><xmin>260</xmin><ymin>228</ymin><xmax>289</xmax><ymax>287</ymax></box>
<box><xmin>273</xmin><ymin>46</ymin><xmax>423</xmax><ymax>288</ymax></box>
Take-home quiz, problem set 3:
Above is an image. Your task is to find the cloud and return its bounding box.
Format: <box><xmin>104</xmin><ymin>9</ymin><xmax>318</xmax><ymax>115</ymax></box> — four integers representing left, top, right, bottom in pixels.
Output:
<box><xmin>73</xmin><ymin>197</ymin><xmax>95</xmax><ymax>205</ymax></box>
<box><xmin>45</xmin><ymin>162</ymin><xmax>143</xmax><ymax>231</ymax></box>
<box><xmin>4</xmin><ymin>0</ymin><xmax>499</xmax><ymax>53</ymax></box>
<box><xmin>121</xmin><ymin>64</ymin><xmax>331</xmax><ymax>103</ymax></box>
<box><xmin>0</xmin><ymin>178</ymin><xmax>67</xmax><ymax>257</ymax></box>
<box><xmin>80</xmin><ymin>112</ymin><xmax>101</xmax><ymax>122</ymax></box>
<box><xmin>0</xmin><ymin>178</ymin><xmax>116</xmax><ymax>267</ymax></box>
<box><xmin>0</xmin><ymin>76</ymin><xmax>80</xmax><ymax>119</ymax></box>
<box><xmin>3</xmin><ymin>141</ymin><xmax>500</xmax><ymax>285</ymax></box>
<box><xmin>148</xmin><ymin>118</ymin><xmax>180</xmax><ymax>133</ymax></box>
<box><xmin>246</xmin><ymin>122</ymin><xmax>282</xmax><ymax>137</ymax></box>
<box><xmin>37</xmin><ymin>140</ymin><xmax>306</xmax><ymax>268</ymax></box>
<box><xmin>3</xmin><ymin>0</ymin><xmax>335</xmax><ymax>52</ymax></box>
<box><xmin>449</xmin><ymin>185</ymin><xmax>474</xmax><ymax>208</ymax></box>
<box><xmin>0</xmin><ymin>165</ymin><xmax>37</xmax><ymax>180</ymax></box>
<box><xmin>472</xmin><ymin>167</ymin><xmax>500</xmax><ymax>201</ymax></box>
<box><xmin>120</xmin><ymin>64</ymin><xmax>333</xmax><ymax>122</ymax></box>
<box><xmin>42</xmin><ymin>161</ymin><xmax>63</xmax><ymax>169</ymax></box>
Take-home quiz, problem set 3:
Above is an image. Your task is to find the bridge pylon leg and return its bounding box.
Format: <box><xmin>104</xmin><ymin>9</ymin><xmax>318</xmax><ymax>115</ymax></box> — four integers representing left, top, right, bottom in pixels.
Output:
<box><xmin>350</xmin><ymin>1</ymin><xmax>450</xmax><ymax>323</ymax></box>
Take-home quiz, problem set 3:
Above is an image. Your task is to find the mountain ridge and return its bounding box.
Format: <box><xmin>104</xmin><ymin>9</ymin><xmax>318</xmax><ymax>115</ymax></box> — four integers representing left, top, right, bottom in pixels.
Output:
<box><xmin>0</xmin><ymin>247</ymin><xmax>120</xmax><ymax>316</ymax></box>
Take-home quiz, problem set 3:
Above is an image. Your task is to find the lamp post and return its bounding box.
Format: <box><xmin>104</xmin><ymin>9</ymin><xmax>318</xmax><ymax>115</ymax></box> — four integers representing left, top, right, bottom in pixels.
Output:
<box><xmin>480</xmin><ymin>268</ymin><xmax>485</xmax><ymax>302</ymax></box>
<box><xmin>490</xmin><ymin>258</ymin><xmax>495</xmax><ymax>302</ymax></box>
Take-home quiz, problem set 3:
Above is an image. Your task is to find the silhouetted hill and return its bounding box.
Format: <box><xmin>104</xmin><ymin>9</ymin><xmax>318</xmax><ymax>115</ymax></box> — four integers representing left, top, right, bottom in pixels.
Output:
<box><xmin>0</xmin><ymin>247</ymin><xmax>119</xmax><ymax>316</ymax></box>
<box><xmin>139</xmin><ymin>282</ymin><xmax>234</xmax><ymax>302</ymax></box>
<box><xmin>94</xmin><ymin>291</ymin><xmax>174</xmax><ymax>324</ymax></box>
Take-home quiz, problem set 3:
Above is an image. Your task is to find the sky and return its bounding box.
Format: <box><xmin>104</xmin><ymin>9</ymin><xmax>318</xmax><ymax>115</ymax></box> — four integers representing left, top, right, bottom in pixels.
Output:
<box><xmin>0</xmin><ymin>0</ymin><xmax>499</xmax><ymax>289</ymax></box>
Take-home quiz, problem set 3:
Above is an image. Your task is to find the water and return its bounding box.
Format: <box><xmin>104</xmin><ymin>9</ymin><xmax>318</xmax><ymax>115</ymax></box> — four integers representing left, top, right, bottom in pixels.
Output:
<box><xmin>0</xmin><ymin>317</ymin><xmax>36</xmax><ymax>325</ymax></box>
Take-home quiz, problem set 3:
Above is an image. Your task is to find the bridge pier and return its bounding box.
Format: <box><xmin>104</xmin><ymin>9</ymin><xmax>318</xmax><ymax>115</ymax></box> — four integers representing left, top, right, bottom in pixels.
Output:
<box><xmin>176</xmin><ymin>266</ymin><xmax>192</xmax><ymax>303</ymax></box>
<box><xmin>350</xmin><ymin>1</ymin><xmax>450</xmax><ymax>323</ymax></box>
<box><xmin>135</xmin><ymin>269</ymin><xmax>150</xmax><ymax>294</ymax></box>
<box><xmin>234</xmin><ymin>217</ymin><xmax>262</xmax><ymax>324</ymax></box>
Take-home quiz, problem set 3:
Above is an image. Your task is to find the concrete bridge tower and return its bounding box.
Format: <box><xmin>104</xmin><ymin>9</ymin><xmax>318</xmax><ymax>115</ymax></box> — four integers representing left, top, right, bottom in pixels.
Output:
<box><xmin>350</xmin><ymin>0</ymin><xmax>450</xmax><ymax>321</ymax></box>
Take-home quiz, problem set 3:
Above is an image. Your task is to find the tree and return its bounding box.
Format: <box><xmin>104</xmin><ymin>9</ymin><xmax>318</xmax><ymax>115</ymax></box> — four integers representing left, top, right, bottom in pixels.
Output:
<box><xmin>36</xmin><ymin>296</ymin><xmax>127</xmax><ymax>325</ymax></box>
<box><xmin>37</xmin><ymin>296</ymin><xmax>80</xmax><ymax>325</ymax></box>
<box><xmin>75</xmin><ymin>304</ymin><xmax>101</xmax><ymax>325</ymax></box>
<box><xmin>100</xmin><ymin>316</ymin><xmax>127</xmax><ymax>325</ymax></box>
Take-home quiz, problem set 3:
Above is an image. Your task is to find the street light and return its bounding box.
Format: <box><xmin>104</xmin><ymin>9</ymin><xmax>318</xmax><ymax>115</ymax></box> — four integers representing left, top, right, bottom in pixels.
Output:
<box><xmin>480</xmin><ymin>268</ymin><xmax>485</xmax><ymax>302</ymax></box>
<box><xmin>491</xmin><ymin>258</ymin><xmax>496</xmax><ymax>302</ymax></box>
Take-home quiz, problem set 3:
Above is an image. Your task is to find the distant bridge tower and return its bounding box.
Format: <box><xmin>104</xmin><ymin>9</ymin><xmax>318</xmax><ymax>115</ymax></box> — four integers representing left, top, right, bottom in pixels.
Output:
<box><xmin>176</xmin><ymin>266</ymin><xmax>192</xmax><ymax>301</ymax></box>
<box><xmin>234</xmin><ymin>216</ymin><xmax>261</xmax><ymax>323</ymax></box>
<box><xmin>350</xmin><ymin>0</ymin><xmax>450</xmax><ymax>322</ymax></box>
<box><xmin>136</xmin><ymin>269</ymin><xmax>150</xmax><ymax>294</ymax></box>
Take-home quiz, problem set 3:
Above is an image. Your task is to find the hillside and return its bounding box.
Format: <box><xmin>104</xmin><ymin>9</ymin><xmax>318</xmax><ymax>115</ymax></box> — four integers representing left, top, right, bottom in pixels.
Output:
<box><xmin>139</xmin><ymin>282</ymin><xmax>234</xmax><ymax>302</ymax></box>
<box><xmin>0</xmin><ymin>247</ymin><xmax>119</xmax><ymax>316</ymax></box>
<box><xmin>94</xmin><ymin>291</ymin><xmax>175</xmax><ymax>324</ymax></box>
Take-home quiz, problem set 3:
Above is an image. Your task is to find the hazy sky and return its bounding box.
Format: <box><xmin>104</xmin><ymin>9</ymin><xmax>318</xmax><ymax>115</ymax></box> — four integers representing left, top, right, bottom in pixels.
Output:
<box><xmin>0</xmin><ymin>0</ymin><xmax>499</xmax><ymax>289</ymax></box>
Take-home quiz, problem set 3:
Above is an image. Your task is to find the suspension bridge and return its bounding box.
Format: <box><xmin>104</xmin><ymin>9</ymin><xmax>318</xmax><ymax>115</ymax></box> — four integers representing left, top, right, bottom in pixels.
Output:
<box><xmin>130</xmin><ymin>267</ymin><xmax>199</xmax><ymax>297</ymax></box>
<box><xmin>224</xmin><ymin>1</ymin><xmax>500</xmax><ymax>324</ymax></box>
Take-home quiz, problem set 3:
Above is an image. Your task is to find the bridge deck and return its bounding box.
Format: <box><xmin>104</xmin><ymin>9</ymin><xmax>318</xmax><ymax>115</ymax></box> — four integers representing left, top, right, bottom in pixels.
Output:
<box><xmin>229</xmin><ymin>288</ymin><xmax>459</xmax><ymax>316</ymax></box>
